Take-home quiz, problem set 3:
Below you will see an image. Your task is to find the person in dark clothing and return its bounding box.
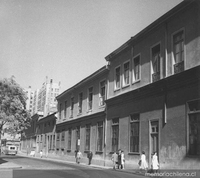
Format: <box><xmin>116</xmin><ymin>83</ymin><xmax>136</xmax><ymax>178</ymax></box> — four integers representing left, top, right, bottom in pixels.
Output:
<box><xmin>118</xmin><ymin>149</ymin><xmax>122</xmax><ymax>169</ymax></box>
<box><xmin>87</xmin><ymin>151</ymin><xmax>93</xmax><ymax>165</ymax></box>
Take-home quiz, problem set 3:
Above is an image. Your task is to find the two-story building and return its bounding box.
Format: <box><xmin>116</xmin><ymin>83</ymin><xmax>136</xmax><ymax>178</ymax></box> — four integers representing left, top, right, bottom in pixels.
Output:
<box><xmin>56</xmin><ymin>66</ymin><xmax>108</xmax><ymax>165</ymax></box>
<box><xmin>21</xmin><ymin>112</ymin><xmax>43</xmax><ymax>154</ymax></box>
<box><xmin>104</xmin><ymin>0</ymin><xmax>200</xmax><ymax>169</ymax></box>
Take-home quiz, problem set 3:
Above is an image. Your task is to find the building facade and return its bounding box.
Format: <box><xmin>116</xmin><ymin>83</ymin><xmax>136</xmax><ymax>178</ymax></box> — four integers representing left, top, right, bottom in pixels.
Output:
<box><xmin>55</xmin><ymin>66</ymin><xmax>108</xmax><ymax>165</ymax></box>
<box><xmin>21</xmin><ymin>0</ymin><xmax>200</xmax><ymax>169</ymax></box>
<box><xmin>104</xmin><ymin>0</ymin><xmax>200</xmax><ymax>169</ymax></box>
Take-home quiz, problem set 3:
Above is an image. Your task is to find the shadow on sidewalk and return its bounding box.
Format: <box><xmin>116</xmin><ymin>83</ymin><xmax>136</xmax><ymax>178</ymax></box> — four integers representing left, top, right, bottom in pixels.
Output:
<box><xmin>0</xmin><ymin>158</ymin><xmax>8</xmax><ymax>165</ymax></box>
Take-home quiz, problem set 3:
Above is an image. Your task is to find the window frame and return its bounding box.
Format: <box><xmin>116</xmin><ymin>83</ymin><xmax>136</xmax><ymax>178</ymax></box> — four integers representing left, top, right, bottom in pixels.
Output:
<box><xmin>96</xmin><ymin>121</ymin><xmax>104</xmax><ymax>152</ymax></box>
<box><xmin>114</xmin><ymin>65</ymin><xmax>121</xmax><ymax>91</ymax></box>
<box><xmin>85</xmin><ymin>124</ymin><xmax>91</xmax><ymax>151</ymax></box>
<box><xmin>111</xmin><ymin>118</ymin><xmax>119</xmax><ymax>152</ymax></box>
<box><xmin>70</xmin><ymin>96</ymin><xmax>74</xmax><ymax>118</ymax></box>
<box><xmin>132</xmin><ymin>54</ymin><xmax>141</xmax><ymax>84</ymax></box>
<box><xmin>64</xmin><ymin>100</ymin><xmax>67</xmax><ymax>119</ymax></box>
<box><xmin>171</xmin><ymin>28</ymin><xmax>185</xmax><ymax>74</ymax></box>
<box><xmin>122</xmin><ymin>60</ymin><xmax>130</xmax><ymax>87</ymax></box>
<box><xmin>68</xmin><ymin>128</ymin><xmax>72</xmax><ymax>150</ymax></box>
<box><xmin>150</xmin><ymin>42</ymin><xmax>161</xmax><ymax>83</ymax></box>
<box><xmin>78</xmin><ymin>92</ymin><xmax>83</xmax><ymax>114</ymax></box>
<box><xmin>88</xmin><ymin>87</ymin><xmax>93</xmax><ymax>111</ymax></box>
<box><xmin>129</xmin><ymin>114</ymin><xmax>140</xmax><ymax>153</ymax></box>
<box><xmin>99</xmin><ymin>80</ymin><xmax>106</xmax><ymax>106</ymax></box>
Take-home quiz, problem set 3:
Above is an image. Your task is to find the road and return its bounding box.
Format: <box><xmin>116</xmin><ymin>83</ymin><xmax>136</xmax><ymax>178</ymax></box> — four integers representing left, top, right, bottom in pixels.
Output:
<box><xmin>1</xmin><ymin>155</ymin><xmax>145</xmax><ymax>178</ymax></box>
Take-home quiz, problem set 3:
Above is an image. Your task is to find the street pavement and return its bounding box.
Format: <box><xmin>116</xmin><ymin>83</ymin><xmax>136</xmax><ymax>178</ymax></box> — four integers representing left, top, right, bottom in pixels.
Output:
<box><xmin>1</xmin><ymin>152</ymin><xmax>199</xmax><ymax>178</ymax></box>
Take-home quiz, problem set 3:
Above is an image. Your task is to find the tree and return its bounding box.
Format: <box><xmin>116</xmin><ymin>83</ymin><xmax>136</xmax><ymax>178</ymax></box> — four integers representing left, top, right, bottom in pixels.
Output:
<box><xmin>0</xmin><ymin>76</ymin><xmax>31</xmax><ymax>152</ymax></box>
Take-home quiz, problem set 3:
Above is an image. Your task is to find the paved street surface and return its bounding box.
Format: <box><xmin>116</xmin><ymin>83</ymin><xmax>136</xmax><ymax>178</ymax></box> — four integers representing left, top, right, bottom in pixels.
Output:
<box><xmin>0</xmin><ymin>155</ymin><xmax>145</xmax><ymax>178</ymax></box>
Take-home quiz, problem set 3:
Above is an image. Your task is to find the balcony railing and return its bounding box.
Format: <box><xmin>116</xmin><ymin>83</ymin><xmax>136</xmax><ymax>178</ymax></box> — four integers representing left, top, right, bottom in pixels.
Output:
<box><xmin>152</xmin><ymin>71</ymin><xmax>160</xmax><ymax>82</ymax></box>
<box><xmin>174</xmin><ymin>61</ymin><xmax>184</xmax><ymax>74</ymax></box>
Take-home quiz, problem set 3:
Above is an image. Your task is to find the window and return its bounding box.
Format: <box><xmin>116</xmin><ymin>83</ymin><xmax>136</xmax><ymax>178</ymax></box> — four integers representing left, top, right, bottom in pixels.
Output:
<box><xmin>76</xmin><ymin>126</ymin><xmax>80</xmax><ymax>150</ymax></box>
<box><xmin>112</xmin><ymin>118</ymin><xmax>119</xmax><ymax>152</ymax></box>
<box><xmin>97</xmin><ymin>121</ymin><xmax>103</xmax><ymax>152</ymax></box>
<box><xmin>188</xmin><ymin>100</ymin><xmax>200</xmax><ymax>155</ymax></box>
<box><xmin>99</xmin><ymin>80</ymin><xmax>106</xmax><ymax>106</ymax></box>
<box><xmin>57</xmin><ymin>131</ymin><xmax>60</xmax><ymax>141</ymax></box>
<box><xmin>64</xmin><ymin>101</ymin><xmax>67</xmax><ymax>118</ymax></box>
<box><xmin>152</xmin><ymin>44</ymin><xmax>161</xmax><ymax>82</ymax></box>
<box><xmin>88</xmin><ymin>87</ymin><xmax>93</xmax><ymax>110</ymax></box>
<box><xmin>123</xmin><ymin>61</ymin><xmax>130</xmax><ymax>86</ymax></box>
<box><xmin>130</xmin><ymin>114</ymin><xmax>139</xmax><ymax>153</ymax></box>
<box><xmin>115</xmin><ymin>66</ymin><xmax>121</xmax><ymax>90</ymax></box>
<box><xmin>173</xmin><ymin>30</ymin><xmax>184</xmax><ymax>74</ymax></box>
<box><xmin>68</xmin><ymin>129</ymin><xmax>72</xmax><ymax>150</ymax></box>
<box><xmin>53</xmin><ymin>135</ymin><xmax>55</xmax><ymax>149</ymax></box>
<box><xmin>133</xmin><ymin>55</ymin><xmax>140</xmax><ymax>82</ymax></box>
<box><xmin>70</xmin><ymin>97</ymin><xmax>74</xmax><ymax>118</ymax></box>
<box><xmin>78</xmin><ymin>93</ymin><xmax>83</xmax><ymax>114</ymax></box>
<box><xmin>61</xmin><ymin>129</ymin><xmax>65</xmax><ymax>141</ymax></box>
<box><xmin>85</xmin><ymin>124</ymin><xmax>91</xmax><ymax>151</ymax></box>
<box><xmin>59</xmin><ymin>103</ymin><xmax>62</xmax><ymax>120</ymax></box>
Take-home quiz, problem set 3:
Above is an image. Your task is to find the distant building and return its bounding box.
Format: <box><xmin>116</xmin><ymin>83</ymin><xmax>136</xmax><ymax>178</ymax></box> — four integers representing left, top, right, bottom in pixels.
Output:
<box><xmin>37</xmin><ymin>77</ymin><xmax>61</xmax><ymax>116</ymax></box>
<box><xmin>24</xmin><ymin>86</ymin><xmax>34</xmax><ymax>114</ymax></box>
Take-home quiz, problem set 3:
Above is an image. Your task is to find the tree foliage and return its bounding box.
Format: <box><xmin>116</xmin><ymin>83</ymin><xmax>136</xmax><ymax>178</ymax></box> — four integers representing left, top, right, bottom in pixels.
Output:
<box><xmin>0</xmin><ymin>76</ymin><xmax>31</xmax><ymax>137</ymax></box>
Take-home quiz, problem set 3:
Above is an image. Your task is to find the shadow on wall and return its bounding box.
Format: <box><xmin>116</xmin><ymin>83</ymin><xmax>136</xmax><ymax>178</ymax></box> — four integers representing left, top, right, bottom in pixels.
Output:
<box><xmin>160</xmin><ymin>143</ymin><xmax>200</xmax><ymax>169</ymax></box>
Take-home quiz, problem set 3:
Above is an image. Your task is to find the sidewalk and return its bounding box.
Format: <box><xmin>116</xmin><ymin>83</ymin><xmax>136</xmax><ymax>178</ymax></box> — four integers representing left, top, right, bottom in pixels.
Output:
<box><xmin>17</xmin><ymin>151</ymin><xmax>146</xmax><ymax>176</ymax></box>
<box><xmin>0</xmin><ymin>161</ymin><xmax>22</xmax><ymax>169</ymax></box>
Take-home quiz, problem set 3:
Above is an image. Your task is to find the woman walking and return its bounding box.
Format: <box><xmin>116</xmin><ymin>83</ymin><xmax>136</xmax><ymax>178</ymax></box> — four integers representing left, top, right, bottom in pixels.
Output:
<box><xmin>152</xmin><ymin>152</ymin><xmax>159</xmax><ymax>173</ymax></box>
<box><xmin>139</xmin><ymin>151</ymin><xmax>148</xmax><ymax>172</ymax></box>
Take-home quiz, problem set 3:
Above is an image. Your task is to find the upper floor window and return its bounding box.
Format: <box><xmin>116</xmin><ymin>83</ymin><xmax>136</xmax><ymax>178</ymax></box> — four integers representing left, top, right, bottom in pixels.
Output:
<box><xmin>64</xmin><ymin>101</ymin><xmax>67</xmax><ymax>119</ymax></box>
<box><xmin>133</xmin><ymin>55</ymin><xmax>140</xmax><ymax>83</ymax></box>
<box><xmin>70</xmin><ymin>97</ymin><xmax>74</xmax><ymax>118</ymax></box>
<box><xmin>78</xmin><ymin>92</ymin><xmax>83</xmax><ymax>114</ymax></box>
<box><xmin>59</xmin><ymin>103</ymin><xmax>62</xmax><ymax>120</ymax></box>
<box><xmin>130</xmin><ymin>114</ymin><xmax>140</xmax><ymax>153</ymax></box>
<box><xmin>123</xmin><ymin>61</ymin><xmax>130</xmax><ymax>86</ymax></box>
<box><xmin>99</xmin><ymin>80</ymin><xmax>106</xmax><ymax>106</ymax></box>
<box><xmin>151</xmin><ymin>44</ymin><xmax>161</xmax><ymax>82</ymax></box>
<box><xmin>88</xmin><ymin>87</ymin><xmax>93</xmax><ymax>111</ymax></box>
<box><xmin>115</xmin><ymin>66</ymin><xmax>121</xmax><ymax>90</ymax></box>
<box><xmin>173</xmin><ymin>30</ymin><xmax>184</xmax><ymax>74</ymax></box>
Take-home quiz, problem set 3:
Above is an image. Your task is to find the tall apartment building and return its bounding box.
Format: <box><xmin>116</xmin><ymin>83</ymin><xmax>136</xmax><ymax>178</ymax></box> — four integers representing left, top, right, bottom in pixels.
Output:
<box><xmin>24</xmin><ymin>86</ymin><xmax>34</xmax><ymax>114</ymax></box>
<box><xmin>37</xmin><ymin>77</ymin><xmax>61</xmax><ymax>116</ymax></box>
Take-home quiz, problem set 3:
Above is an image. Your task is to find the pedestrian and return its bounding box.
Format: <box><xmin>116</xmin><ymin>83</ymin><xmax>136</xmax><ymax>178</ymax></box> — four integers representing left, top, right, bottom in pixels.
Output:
<box><xmin>111</xmin><ymin>152</ymin><xmax>118</xmax><ymax>169</ymax></box>
<box><xmin>121</xmin><ymin>150</ymin><xmax>125</xmax><ymax>169</ymax></box>
<box><xmin>76</xmin><ymin>150</ymin><xmax>82</xmax><ymax>164</ymax></box>
<box><xmin>75</xmin><ymin>149</ymin><xmax>78</xmax><ymax>163</ymax></box>
<box><xmin>118</xmin><ymin>149</ymin><xmax>122</xmax><ymax>169</ymax></box>
<box><xmin>40</xmin><ymin>150</ymin><xmax>43</xmax><ymax>158</ymax></box>
<box><xmin>139</xmin><ymin>151</ymin><xmax>148</xmax><ymax>172</ymax></box>
<box><xmin>87</xmin><ymin>151</ymin><xmax>93</xmax><ymax>165</ymax></box>
<box><xmin>152</xmin><ymin>152</ymin><xmax>159</xmax><ymax>173</ymax></box>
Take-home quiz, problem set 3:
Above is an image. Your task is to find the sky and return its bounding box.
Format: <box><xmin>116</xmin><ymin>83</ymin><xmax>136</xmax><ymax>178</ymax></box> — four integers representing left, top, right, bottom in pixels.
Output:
<box><xmin>0</xmin><ymin>0</ymin><xmax>183</xmax><ymax>92</ymax></box>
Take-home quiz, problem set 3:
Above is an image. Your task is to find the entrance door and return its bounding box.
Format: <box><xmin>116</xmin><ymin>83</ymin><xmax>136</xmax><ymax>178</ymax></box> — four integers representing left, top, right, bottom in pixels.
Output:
<box><xmin>150</xmin><ymin>121</ymin><xmax>159</xmax><ymax>159</ymax></box>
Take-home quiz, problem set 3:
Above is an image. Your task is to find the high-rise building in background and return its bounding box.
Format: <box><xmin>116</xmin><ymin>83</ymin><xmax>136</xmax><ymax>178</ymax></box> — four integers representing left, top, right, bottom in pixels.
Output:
<box><xmin>37</xmin><ymin>77</ymin><xmax>61</xmax><ymax>116</ymax></box>
<box><xmin>24</xmin><ymin>86</ymin><xmax>34</xmax><ymax>114</ymax></box>
<box><xmin>25</xmin><ymin>77</ymin><xmax>61</xmax><ymax>117</ymax></box>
